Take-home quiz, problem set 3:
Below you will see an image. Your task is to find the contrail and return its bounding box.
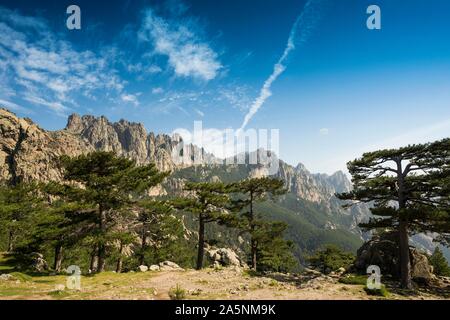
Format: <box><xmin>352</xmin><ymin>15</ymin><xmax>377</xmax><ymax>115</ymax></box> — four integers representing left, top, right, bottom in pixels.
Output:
<box><xmin>239</xmin><ymin>0</ymin><xmax>324</xmax><ymax>131</ymax></box>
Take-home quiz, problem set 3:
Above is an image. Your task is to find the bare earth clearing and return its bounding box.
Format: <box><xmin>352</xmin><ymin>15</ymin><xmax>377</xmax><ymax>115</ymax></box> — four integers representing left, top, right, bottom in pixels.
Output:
<box><xmin>1</xmin><ymin>267</ymin><xmax>449</xmax><ymax>300</ymax></box>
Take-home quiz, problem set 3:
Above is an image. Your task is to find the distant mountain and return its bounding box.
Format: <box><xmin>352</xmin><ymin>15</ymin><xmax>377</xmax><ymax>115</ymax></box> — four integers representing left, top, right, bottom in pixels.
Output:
<box><xmin>0</xmin><ymin>107</ymin><xmax>366</xmax><ymax>260</ymax></box>
<box><xmin>3</xmin><ymin>107</ymin><xmax>443</xmax><ymax>264</ymax></box>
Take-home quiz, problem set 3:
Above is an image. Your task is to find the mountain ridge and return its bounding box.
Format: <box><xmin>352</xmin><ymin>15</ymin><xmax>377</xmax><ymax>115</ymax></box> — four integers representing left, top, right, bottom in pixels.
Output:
<box><xmin>0</xmin><ymin>107</ymin><xmax>369</xmax><ymax>260</ymax></box>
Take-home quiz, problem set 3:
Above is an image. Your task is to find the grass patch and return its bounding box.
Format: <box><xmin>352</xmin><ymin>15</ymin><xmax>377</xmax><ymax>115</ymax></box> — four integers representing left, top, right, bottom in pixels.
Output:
<box><xmin>242</xmin><ymin>269</ymin><xmax>259</xmax><ymax>278</ymax></box>
<box><xmin>269</xmin><ymin>279</ymin><xmax>279</xmax><ymax>287</ymax></box>
<box><xmin>0</xmin><ymin>253</ymin><xmax>16</xmax><ymax>272</ymax></box>
<box><xmin>338</xmin><ymin>274</ymin><xmax>367</xmax><ymax>285</ymax></box>
<box><xmin>364</xmin><ymin>285</ymin><xmax>390</xmax><ymax>297</ymax></box>
<box><xmin>9</xmin><ymin>272</ymin><xmax>32</xmax><ymax>282</ymax></box>
<box><xmin>169</xmin><ymin>284</ymin><xmax>186</xmax><ymax>300</ymax></box>
<box><xmin>48</xmin><ymin>289</ymin><xmax>72</xmax><ymax>299</ymax></box>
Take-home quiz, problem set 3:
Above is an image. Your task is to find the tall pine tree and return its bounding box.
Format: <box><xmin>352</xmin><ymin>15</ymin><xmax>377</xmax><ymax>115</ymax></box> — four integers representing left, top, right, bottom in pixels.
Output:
<box><xmin>337</xmin><ymin>138</ymin><xmax>450</xmax><ymax>288</ymax></box>
<box><xmin>59</xmin><ymin>151</ymin><xmax>168</xmax><ymax>272</ymax></box>
<box><xmin>229</xmin><ymin>177</ymin><xmax>288</xmax><ymax>270</ymax></box>
<box><xmin>172</xmin><ymin>182</ymin><xmax>230</xmax><ymax>270</ymax></box>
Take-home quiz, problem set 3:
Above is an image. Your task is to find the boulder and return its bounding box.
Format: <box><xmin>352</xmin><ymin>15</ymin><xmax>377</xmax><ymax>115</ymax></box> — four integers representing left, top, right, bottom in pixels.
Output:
<box><xmin>159</xmin><ymin>261</ymin><xmax>184</xmax><ymax>271</ymax></box>
<box><xmin>0</xmin><ymin>274</ymin><xmax>14</xmax><ymax>281</ymax></box>
<box><xmin>137</xmin><ymin>265</ymin><xmax>148</xmax><ymax>272</ymax></box>
<box><xmin>149</xmin><ymin>265</ymin><xmax>160</xmax><ymax>271</ymax></box>
<box><xmin>410</xmin><ymin>248</ymin><xmax>435</xmax><ymax>283</ymax></box>
<box><xmin>205</xmin><ymin>247</ymin><xmax>246</xmax><ymax>268</ymax></box>
<box><xmin>29</xmin><ymin>252</ymin><xmax>49</xmax><ymax>272</ymax></box>
<box><xmin>353</xmin><ymin>232</ymin><xmax>435</xmax><ymax>283</ymax></box>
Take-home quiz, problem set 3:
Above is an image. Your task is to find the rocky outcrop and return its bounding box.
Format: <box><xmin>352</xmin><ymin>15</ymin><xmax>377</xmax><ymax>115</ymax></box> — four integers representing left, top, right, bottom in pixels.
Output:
<box><xmin>66</xmin><ymin>113</ymin><xmax>179</xmax><ymax>172</ymax></box>
<box><xmin>353</xmin><ymin>232</ymin><xmax>436</xmax><ymax>284</ymax></box>
<box><xmin>30</xmin><ymin>252</ymin><xmax>49</xmax><ymax>272</ymax></box>
<box><xmin>0</xmin><ymin>108</ymin><xmax>212</xmax><ymax>186</ymax></box>
<box><xmin>137</xmin><ymin>265</ymin><xmax>149</xmax><ymax>272</ymax></box>
<box><xmin>159</xmin><ymin>261</ymin><xmax>184</xmax><ymax>271</ymax></box>
<box><xmin>0</xmin><ymin>108</ymin><xmax>93</xmax><ymax>183</ymax></box>
<box><xmin>205</xmin><ymin>247</ymin><xmax>247</xmax><ymax>268</ymax></box>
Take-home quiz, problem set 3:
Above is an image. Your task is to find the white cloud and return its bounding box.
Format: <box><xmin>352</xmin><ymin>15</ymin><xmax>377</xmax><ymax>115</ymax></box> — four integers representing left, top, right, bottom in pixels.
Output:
<box><xmin>0</xmin><ymin>99</ymin><xmax>31</xmax><ymax>114</ymax></box>
<box><xmin>319</xmin><ymin>128</ymin><xmax>329</xmax><ymax>135</ymax></box>
<box><xmin>152</xmin><ymin>87</ymin><xmax>164</xmax><ymax>94</ymax></box>
<box><xmin>121</xmin><ymin>93</ymin><xmax>140</xmax><ymax>106</ymax></box>
<box><xmin>240</xmin><ymin>0</ymin><xmax>323</xmax><ymax>130</ymax></box>
<box><xmin>139</xmin><ymin>9</ymin><xmax>222</xmax><ymax>81</ymax></box>
<box><xmin>194</xmin><ymin>108</ymin><xmax>204</xmax><ymax>117</ymax></box>
<box><xmin>0</xmin><ymin>7</ymin><xmax>128</xmax><ymax>116</ymax></box>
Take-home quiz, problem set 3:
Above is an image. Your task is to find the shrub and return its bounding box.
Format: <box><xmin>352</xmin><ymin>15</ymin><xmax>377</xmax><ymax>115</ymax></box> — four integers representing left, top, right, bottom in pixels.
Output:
<box><xmin>9</xmin><ymin>272</ymin><xmax>32</xmax><ymax>282</ymax></box>
<box><xmin>338</xmin><ymin>274</ymin><xmax>367</xmax><ymax>285</ymax></box>
<box><xmin>307</xmin><ymin>244</ymin><xmax>355</xmax><ymax>274</ymax></box>
<box><xmin>169</xmin><ymin>284</ymin><xmax>186</xmax><ymax>300</ymax></box>
<box><xmin>429</xmin><ymin>247</ymin><xmax>450</xmax><ymax>277</ymax></box>
<box><xmin>364</xmin><ymin>284</ymin><xmax>389</xmax><ymax>297</ymax></box>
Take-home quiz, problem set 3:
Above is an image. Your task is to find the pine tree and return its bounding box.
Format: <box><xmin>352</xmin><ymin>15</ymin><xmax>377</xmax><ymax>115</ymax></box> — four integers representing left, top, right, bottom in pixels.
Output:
<box><xmin>307</xmin><ymin>244</ymin><xmax>355</xmax><ymax>274</ymax></box>
<box><xmin>58</xmin><ymin>151</ymin><xmax>168</xmax><ymax>272</ymax></box>
<box><xmin>229</xmin><ymin>177</ymin><xmax>287</xmax><ymax>270</ymax></box>
<box><xmin>136</xmin><ymin>200</ymin><xmax>185</xmax><ymax>266</ymax></box>
<box><xmin>337</xmin><ymin>138</ymin><xmax>450</xmax><ymax>288</ymax></box>
<box><xmin>172</xmin><ymin>182</ymin><xmax>230</xmax><ymax>270</ymax></box>
<box><xmin>256</xmin><ymin>221</ymin><xmax>297</xmax><ymax>272</ymax></box>
<box><xmin>0</xmin><ymin>183</ymin><xmax>42</xmax><ymax>252</ymax></box>
<box><xmin>429</xmin><ymin>247</ymin><xmax>450</xmax><ymax>277</ymax></box>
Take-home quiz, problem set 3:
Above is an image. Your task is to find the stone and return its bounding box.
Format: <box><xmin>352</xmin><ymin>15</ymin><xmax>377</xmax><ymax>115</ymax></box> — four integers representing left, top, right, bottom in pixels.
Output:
<box><xmin>410</xmin><ymin>248</ymin><xmax>435</xmax><ymax>284</ymax></box>
<box><xmin>29</xmin><ymin>252</ymin><xmax>49</xmax><ymax>272</ymax></box>
<box><xmin>159</xmin><ymin>261</ymin><xmax>184</xmax><ymax>271</ymax></box>
<box><xmin>149</xmin><ymin>265</ymin><xmax>160</xmax><ymax>271</ymax></box>
<box><xmin>353</xmin><ymin>232</ymin><xmax>436</xmax><ymax>283</ymax></box>
<box><xmin>137</xmin><ymin>265</ymin><xmax>148</xmax><ymax>272</ymax></box>
<box><xmin>0</xmin><ymin>274</ymin><xmax>14</xmax><ymax>281</ymax></box>
<box><xmin>337</xmin><ymin>267</ymin><xmax>346</xmax><ymax>274</ymax></box>
<box><xmin>204</xmin><ymin>247</ymin><xmax>246</xmax><ymax>268</ymax></box>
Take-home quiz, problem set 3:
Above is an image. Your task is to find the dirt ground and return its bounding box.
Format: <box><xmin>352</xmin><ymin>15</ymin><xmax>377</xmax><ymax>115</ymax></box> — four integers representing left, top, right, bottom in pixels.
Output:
<box><xmin>1</xmin><ymin>267</ymin><xmax>449</xmax><ymax>300</ymax></box>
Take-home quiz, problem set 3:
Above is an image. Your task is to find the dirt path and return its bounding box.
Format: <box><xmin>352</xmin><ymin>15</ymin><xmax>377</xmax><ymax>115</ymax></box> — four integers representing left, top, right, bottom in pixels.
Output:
<box><xmin>1</xmin><ymin>267</ymin><xmax>449</xmax><ymax>300</ymax></box>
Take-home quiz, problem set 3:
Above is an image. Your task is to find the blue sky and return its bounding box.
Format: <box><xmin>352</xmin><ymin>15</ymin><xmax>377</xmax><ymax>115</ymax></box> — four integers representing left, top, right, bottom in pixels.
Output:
<box><xmin>0</xmin><ymin>0</ymin><xmax>450</xmax><ymax>174</ymax></box>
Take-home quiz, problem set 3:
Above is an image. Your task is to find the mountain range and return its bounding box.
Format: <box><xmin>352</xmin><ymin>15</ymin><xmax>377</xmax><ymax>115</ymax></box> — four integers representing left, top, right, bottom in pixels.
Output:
<box><xmin>1</xmin><ymin>107</ymin><xmax>445</xmax><ymax>263</ymax></box>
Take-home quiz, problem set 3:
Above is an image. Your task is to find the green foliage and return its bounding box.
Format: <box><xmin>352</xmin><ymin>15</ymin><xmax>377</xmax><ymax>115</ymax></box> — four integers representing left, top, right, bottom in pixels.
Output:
<box><xmin>172</xmin><ymin>182</ymin><xmax>231</xmax><ymax>269</ymax></box>
<box><xmin>429</xmin><ymin>247</ymin><xmax>450</xmax><ymax>276</ymax></box>
<box><xmin>9</xmin><ymin>272</ymin><xmax>32</xmax><ymax>282</ymax></box>
<box><xmin>227</xmin><ymin>177</ymin><xmax>292</xmax><ymax>271</ymax></box>
<box><xmin>339</xmin><ymin>274</ymin><xmax>367</xmax><ymax>285</ymax></box>
<box><xmin>337</xmin><ymin>138</ymin><xmax>450</xmax><ymax>288</ymax></box>
<box><xmin>56</xmin><ymin>151</ymin><xmax>168</xmax><ymax>272</ymax></box>
<box><xmin>307</xmin><ymin>244</ymin><xmax>355</xmax><ymax>274</ymax></box>
<box><xmin>255</xmin><ymin>221</ymin><xmax>297</xmax><ymax>272</ymax></box>
<box><xmin>0</xmin><ymin>183</ymin><xmax>43</xmax><ymax>252</ymax></box>
<box><xmin>364</xmin><ymin>284</ymin><xmax>389</xmax><ymax>297</ymax></box>
<box><xmin>169</xmin><ymin>284</ymin><xmax>186</xmax><ymax>300</ymax></box>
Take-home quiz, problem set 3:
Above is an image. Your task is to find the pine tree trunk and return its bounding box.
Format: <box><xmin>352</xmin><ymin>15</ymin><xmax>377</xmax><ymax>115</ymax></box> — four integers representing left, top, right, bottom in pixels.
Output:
<box><xmin>139</xmin><ymin>225</ymin><xmax>147</xmax><ymax>266</ymax></box>
<box><xmin>116</xmin><ymin>243</ymin><xmax>123</xmax><ymax>273</ymax></box>
<box><xmin>7</xmin><ymin>229</ymin><xmax>13</xmax><ymax>252</ymax></box>
<box><xmin>89</xmin><ymin>250</ymin><xmax>98</xmax><ymax>273</ymax></box>
<box><xmin>396</xmin><ymin>159</ymin><xmax>412</xmax><ymax>289</ymax></box>
<box><xmin>196</xmin><ymin>213</ymin><xmax>205</xmax><ymax>270</ymax></box>
<box><xmin>251</xmin><ymin>239</ymin><xmax>257</xmax><ymax>270</ymax></box>
<box><xmin>399</xmin><ymin>220</ymin><xmax>412</xmax><ymax>289</ymax></box>
<box><xmin>249</xmin><ymin>191</ymin><xmax>257</xmax><ymax>270</ymax></box>
<box><xmin>54</xmin><ymin>244</ymin><xmax>63</xmax><ymax>272</ymax></box>
<box><xmin>97</xmin><ymin>208</ymin><xmax>106</xmax><ymax>272</ymax></box>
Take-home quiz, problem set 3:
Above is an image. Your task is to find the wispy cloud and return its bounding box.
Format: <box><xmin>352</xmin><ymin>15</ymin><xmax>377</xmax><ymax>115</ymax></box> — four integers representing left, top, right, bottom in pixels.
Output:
<box><xmin>121</xmin><ymin>93</ymin><xmax>141</xmax><ymax>106</ymax></box>
<box><xmin>0</xmin><ymin>99</ymin><xmax>31</xmax><ymax>114</ymax></box>
<box><xmin>152</xmin><ymin>87</ymin><xmax>164</xmax><ymax>94</ymax></box>
<box><xmin>240</xmin><ymin>0</ymin><xmax>324</xmax><ymax>130</ymax></box>
<box><xmin>319</xmin><ymin>128</ymin><xmax>329</xmax><ymax>135</ymax></box>
<box><xmin>0</xmin><ymin>6</ymin><xmax>127</xmax><ymax>116</ymax></box>
<box><xmin>139</xmin><ymin>8</ymin><xmax>222</xmax><ymax>81</ymax></box>
<box><xmin>318</xmin><ymin>118</ymin><xmax>450</xmax><ymax>175</ymax></box>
